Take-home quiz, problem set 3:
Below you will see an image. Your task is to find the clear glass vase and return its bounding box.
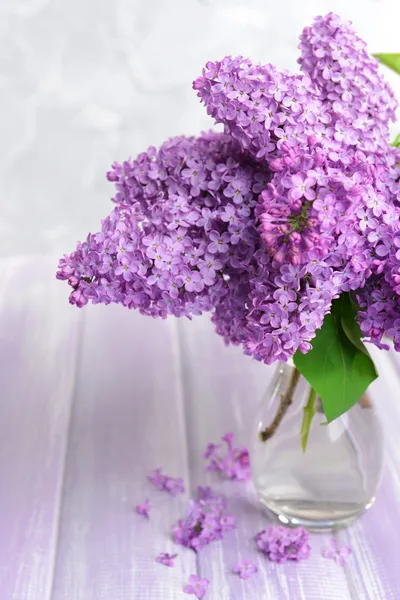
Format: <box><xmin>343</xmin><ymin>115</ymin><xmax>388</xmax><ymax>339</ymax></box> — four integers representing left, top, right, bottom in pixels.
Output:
<box><xmin>250</xmin><ymin>361</ymin><xmax>384</xmax><ymax>531</ymax></box>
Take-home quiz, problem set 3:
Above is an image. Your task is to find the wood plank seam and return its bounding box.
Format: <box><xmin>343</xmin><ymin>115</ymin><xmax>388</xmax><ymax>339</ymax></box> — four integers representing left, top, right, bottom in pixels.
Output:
<box><xmin>174</xmin><ymin>319</ymin><xmax>201</xmax><ymax>582</ymax></box>
<box><xmin>47</xmin><ymin>311</ymin><xmax>85</xmax><ymax>600</ymax></box>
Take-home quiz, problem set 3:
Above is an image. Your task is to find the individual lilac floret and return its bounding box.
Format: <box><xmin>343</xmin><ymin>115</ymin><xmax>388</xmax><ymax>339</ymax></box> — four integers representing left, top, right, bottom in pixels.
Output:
<box><xmin>256</xmin><ymin>526</ymin><xmax>311</xmax><ymax>563</ymax></box>
<box><xmin>164</xmin><ymin>476</ymin><xmax>185</xmax><ymax>496</ymax></box>
<box><xmin>135</xmin><ymin>498</ymin><xmax>150</xmax><ymax>519</ymax></box>
<box><xmin>204</xmin><ymin>433</ymin><xmax>251</xmax><ymax>481</ymax></box>
<box><xmin>148</xmin><ymin>468</ymin><xmax>165</xmax><ymax>491</ymax></box>
<box><xmin>148</xmin><ymin>468</ymin><xmax>184</xmax><ymax>496</ymax></box>
<box><xmin>173</xmin><ymin>487</ymin><xmax>235</xmax><ymax>552</ymax></box>
<box><xmin>233</xmin><ymin>560</ymin><xmax>258</xmax><ymax>579</ymax></box>
<box><xmin>322</xmin><ymin>538</ymin><xmax>352</xmax><ymax>566</ymax></box>
<box><xmin>184</xmin><ymin>574</ymin><xmax>209</xmax><ymax>599</ymax></box>
<box><xmin>156</xmin><ymin>552</ymin><xmax>178</xmax><ymax>567</ymax></box>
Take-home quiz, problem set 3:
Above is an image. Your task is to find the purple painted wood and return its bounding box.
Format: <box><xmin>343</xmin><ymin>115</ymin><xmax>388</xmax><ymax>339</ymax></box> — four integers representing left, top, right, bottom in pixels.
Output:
<box><xmin>0</xmin><ymin>256</ymin><xmax>400</xmax><ymax>599</ymax></box>
<box><xmin>50</xmin><ymin>306</ymin><xmax>196</xmax><ymax>600</ymax></box>
<box><xmin>339</xmin><ymin>349</ymin><xmax>400</xmax><ymax>600</ymax></box>
<box><xmin>0</xmin><ymin>257</ymin><xmax>82</xmax><ymax>600</ymax></box>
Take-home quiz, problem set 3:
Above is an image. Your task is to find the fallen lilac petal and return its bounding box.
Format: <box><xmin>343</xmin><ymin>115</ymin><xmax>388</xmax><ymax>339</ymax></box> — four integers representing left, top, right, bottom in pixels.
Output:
<box><xmin>203</xmin><ymin>433</ymin><xmax>251</xmax><ymax>481</ymax></box>
<box><xmin>148</xmin><ymin>468</ymin><xmax>185</xmax><ymax>495</ymax></box>
<box><xmin>156</xmin><ymin>552</ymin><xmax>178</xmax><ymax>567</ymax></box>
<box><xmin>135</xmin><ymin>498</ymin><xmax>150</xmax><ymax>518</ymax></box>
<box><xmin>222</xmin><ymin>432</ymin><xmax>234</xmax><ymax>449</ymax></box>
<box><xmin>184</xmin><ymin>574</ymin><xmax>209</xmax><ymax>598</ymax></box>
<box><xmin>203</xmin><ymin>443</ymin><xmax>220</xmax><ymax>459</ymax></box>
<box><xmin>164</xmin><ymin>476</ymin><xmax>185</xmax><ymax>496</ymax></box>
<box><xmin>148</xmin><ymin>468</ymin><xmax>166</xmax><ymax>491</ymax></box>
<box><xmin>233</xmin><ymin>560</ymin><xmax>258</xmax><ymax>579</ymax></box>
<box><xmin>322</xmin><ymin>537</ymin><xmax>352</xmax><ymax>566</ymax></box>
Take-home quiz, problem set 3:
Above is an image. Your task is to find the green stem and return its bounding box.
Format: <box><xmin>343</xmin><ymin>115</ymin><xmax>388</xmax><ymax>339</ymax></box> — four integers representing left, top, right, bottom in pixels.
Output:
<box><xmin>300</xmin><ymin>387</ymin><xmax>317</xmax><ymax>452</ymax></box>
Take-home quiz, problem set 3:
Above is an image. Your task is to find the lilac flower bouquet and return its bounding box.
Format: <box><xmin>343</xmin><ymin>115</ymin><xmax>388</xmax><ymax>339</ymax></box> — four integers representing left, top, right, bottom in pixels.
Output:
<box><xmin>57</xmin><ymin>14</ymin><xmax>400</xmax><ymax>446</ymax></box>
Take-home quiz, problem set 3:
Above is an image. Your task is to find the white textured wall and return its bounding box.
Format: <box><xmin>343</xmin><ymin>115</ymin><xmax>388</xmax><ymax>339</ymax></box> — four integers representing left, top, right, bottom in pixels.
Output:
<box><xmin>2</xmin><ymin>0</ymin><xmax>400</xmax><ymax>258</ymax></box>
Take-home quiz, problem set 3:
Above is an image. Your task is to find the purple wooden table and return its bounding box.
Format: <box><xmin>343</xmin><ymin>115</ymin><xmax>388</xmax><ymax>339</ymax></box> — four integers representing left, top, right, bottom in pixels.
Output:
<box><xmin>1</xmin><ymin>255</ymin><xmax>399</xmax><ymax>600</ymax></box>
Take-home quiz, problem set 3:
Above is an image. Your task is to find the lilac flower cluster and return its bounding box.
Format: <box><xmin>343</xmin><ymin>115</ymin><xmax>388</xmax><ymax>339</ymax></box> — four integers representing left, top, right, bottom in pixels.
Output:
<box><xmin>194</xmin><ymin>17</ymin><xmax>400</xmax><ymax>348</ymax></box>
<box><xmin>57</xmin><ymin>12</ymin><xmax>400</xmax><ymax>362</ymax></box>
<box><xmin>173</xmin><ymin>486</ymin><xmax>235</xmax><ymax>552</ymax></box>
<box><xmin>256</xmin><ymin>526</ymin><xmax>311</xmax><ymax>563</ymax></box>
<box><xmin>204</xmin><ymin>433</ymin><xmax>250</xmax><ymax>481</ymax></box>
<box><xmin>148</xmin><ymin>468</ymin><xmax>185</xmax><ymax>496</ymax></box>
<box><xmin>299</xmin><ymin>13</ymin><xmax>396</xmax><ymax>151</ymax></box>
<box><xmin>354</xmin><ymin>147</ymin><xmax>400</xmax><ymax>350</ymax></box>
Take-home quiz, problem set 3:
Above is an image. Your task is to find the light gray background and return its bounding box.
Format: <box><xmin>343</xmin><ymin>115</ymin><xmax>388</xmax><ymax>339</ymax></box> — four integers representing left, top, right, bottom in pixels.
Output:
<box><xmin>2</xmin><ymin>0</ymin><xmax>400</xmax><ymax>259</ymax></box>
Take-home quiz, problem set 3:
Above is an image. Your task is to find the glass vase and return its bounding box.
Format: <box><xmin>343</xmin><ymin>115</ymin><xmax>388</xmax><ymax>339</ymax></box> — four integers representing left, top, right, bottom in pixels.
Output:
<box><xmin>250</xmin><ymin>361</ymin><xmax>384</xmax><ymax>531</ymax></box>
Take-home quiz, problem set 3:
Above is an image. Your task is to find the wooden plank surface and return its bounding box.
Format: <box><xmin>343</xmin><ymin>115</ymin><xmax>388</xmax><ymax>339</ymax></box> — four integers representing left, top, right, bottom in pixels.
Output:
<box><xmin>50</xmin><ymin>306</ymin><xmax>196</xmax><ymax>600</ymax></box>
<box><xmin>340</xmin><ymin>349</ymin><xmax>400</xmax><ymax>600</ymax></box>
<box><xmin>0</xmin><ymin>256</ymin><xmax>81</xmax><ymax>600</ymax></box>
<box><xmin>0</xmin><ymin>256</ymin><xmax>400</xmax><ymax>599</ymax></box>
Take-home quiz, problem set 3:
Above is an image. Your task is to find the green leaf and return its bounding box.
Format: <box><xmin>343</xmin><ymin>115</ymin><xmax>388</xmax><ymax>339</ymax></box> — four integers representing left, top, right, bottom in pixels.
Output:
<box><xmin>340</xmin><ymin>316</ymin><xmax>370</xmax><ymax>356</ymax></box>
<box><xmin>392</xmin><ymin>133</ymin><xmax>400</xmax><ymax>148</ymax></box>
<box><xmin>293</xmin><ymin>296</ymin><xmax>378</xmax><ymax>422</ymax></box>
<box><xmin>373</xmin><ymin>53</ymin><xmax>400</xmax><ymax>75</ymax></box>
<box><xmin>334</xmin><ymin>294</ymin><xmax>370</xmax><ymax>356</ymax></box>
<box><xmin>300</xmin><ymin>387</ymin><xmax>317</xmax><ymax>452</ymax></box>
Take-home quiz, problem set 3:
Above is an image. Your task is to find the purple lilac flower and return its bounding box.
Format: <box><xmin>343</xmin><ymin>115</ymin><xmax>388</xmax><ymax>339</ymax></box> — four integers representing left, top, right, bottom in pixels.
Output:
<box><xmin>233</xmin><ymin>560</ymin><xmax>258</xmax><ymax>579</ymax></box>
<box><xmin>298</xmin><ymin>13</ymin><xmax>396</xmax><ymax>152</ymax></box>
<box><xmin>173</xmin><ymin>487</ymin><xmax>235</xmax><ymax>552</ymax></box>
<box><xmin>135</xmin><ymin>498</ymin><xmax>150</xmax><ymax>519</ymax></box>
<box><xmin>207</xmin><ymin>230</ymin><xmax>231</xmax><ymax>254</ymax></box>
<box><xmin>183</xmin><ymin>574</ymin><xmax>209</xmax><ymax>599</ymax></box>
<box><xmin>195</xmin><ymin>486</ymin><xmax>216</xmax><ymax>501</ymax></box>
<box><xmin>148</xmin><ymin>468</ymin><xmax>166</xmax><ymax>491</ymax></box>
<box><xmin>203</xmin><ymin>443</ymin><xmax>220</xmax><ymax>459</ymax></box>
<box><xmin>195</xmin><ymin>48</ymin><xmax>395</xmax><ymax>279</ymax></box>
<box><xmin>322</xmin><ymin>538</ymin><xmax>352</xmax><ymax>566</ymax></box>
<box><xmin>57</xmin><ymin>14</ymin><xmax>400</xmax><ymax>365</ymax></box>
<box><xmin>204</xmin><ymin>433</ymin><xmax>251</xmax><ymax>481</ymax></box>
<box><xmin>288</xmin><ymin>173</ymin><xmax>317</xmax><ymax>202</ymax></box>
<box><xmin>148</xmin><ymin>468</ymin><xmax>184</xmax><ymax>496</ymax></box>
<box><xmin>256</xmin><ymin>526</ymin><xmax>311</xmax><ymax>563</ymax></box>
<box><xmin>164</xmin><ymin>476</ymin><xmax>185</xmax><ymax>496</ymax></box>
<box><xmin>156</xmin><ymin>552</ymin><xmax>178</xmax><ymax>567</ymax></box>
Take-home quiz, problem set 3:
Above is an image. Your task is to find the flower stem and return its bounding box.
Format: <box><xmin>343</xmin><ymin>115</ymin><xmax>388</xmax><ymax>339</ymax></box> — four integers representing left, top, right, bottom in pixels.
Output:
<box><xmin>259</xmin><ymin>367</ymin><xmax>301</xmax><ymax>442</ymax></box>
<box><xmin>300</xmin><ymin>386</ymin><xmax>317</xmax><ymax>452</ymax></box>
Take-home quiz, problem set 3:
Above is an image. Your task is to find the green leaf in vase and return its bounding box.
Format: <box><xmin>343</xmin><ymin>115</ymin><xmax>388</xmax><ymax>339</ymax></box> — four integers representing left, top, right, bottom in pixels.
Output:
<box><xmin>300</xmin><ymin>387</ymin><xmax>317</xmax><ymax>452</ymax></box>
<box><xmin>293</xmin><ymin>295</ymin><xmax>378</xmax><ymax>422</ymax></box>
